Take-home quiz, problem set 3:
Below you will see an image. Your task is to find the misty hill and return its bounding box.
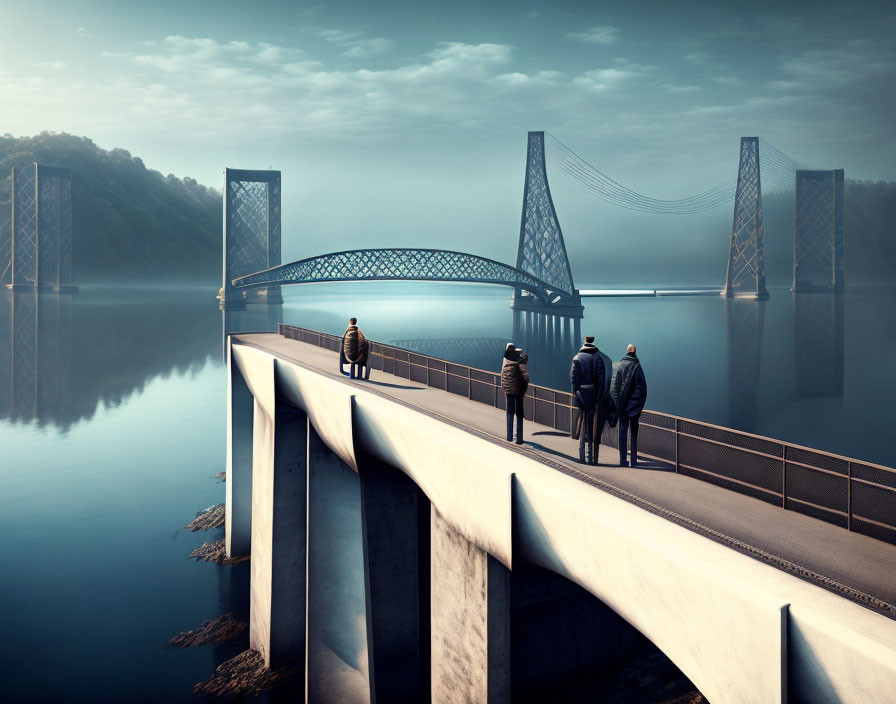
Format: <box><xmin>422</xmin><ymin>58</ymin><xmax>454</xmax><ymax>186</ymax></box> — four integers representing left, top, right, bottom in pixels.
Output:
<box><xmin>0</xmin><ymin>132</ymin><xmax>220</xmax><ymax>282</ymax></box>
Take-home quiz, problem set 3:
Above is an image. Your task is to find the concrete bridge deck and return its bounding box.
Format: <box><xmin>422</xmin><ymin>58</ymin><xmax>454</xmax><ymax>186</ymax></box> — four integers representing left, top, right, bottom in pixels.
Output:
<box><xmin>234</xmin><ymin>331</ymin><xmax>896</xmax><ymax>619</ymax></box>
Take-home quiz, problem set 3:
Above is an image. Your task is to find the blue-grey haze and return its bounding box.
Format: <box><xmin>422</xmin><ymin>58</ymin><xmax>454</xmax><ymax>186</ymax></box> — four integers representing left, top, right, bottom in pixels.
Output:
<box><xmin>1</xmin><ymin>0</ymin><xmax>893</xmax><ymax>278</ymax></box>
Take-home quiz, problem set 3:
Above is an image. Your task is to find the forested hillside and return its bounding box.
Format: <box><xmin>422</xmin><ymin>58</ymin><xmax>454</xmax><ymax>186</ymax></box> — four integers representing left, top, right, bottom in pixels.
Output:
<box><xmin>0</xmin><ymin>132</ymin><xmax>220</xmax><ymax>282</ymax></box>
<box><xmin>1</xmin><ymin>132</ymin><xmax>894</xmax><ymax>284</ymax></box>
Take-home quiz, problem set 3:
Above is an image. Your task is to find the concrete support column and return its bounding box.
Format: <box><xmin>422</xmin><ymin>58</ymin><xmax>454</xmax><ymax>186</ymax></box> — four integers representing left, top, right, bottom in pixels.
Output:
<box><xmin>306</xmin><ymin>425</ymin><xmax>372</xmax><ymax>703</ymax></box>
<box><xmin>573</xmin><ymin>317</ymin><xmax>582</xmax><ymax>347</ymax></box>
<box><xmin>431</xmin><ymin>508</ymin><xmax>510</xmax><ymax>704</ymax></box>
<box><xmin>226</xmin><ymin>346</ymin><xmax>254</xmax><ymax>558</ymax></box>
<box><xmin>525</xmin><ymin>312</ymin><xmax>533</xmax><ymax>352</ymax></box>
<box><xmin>512</xmin><ymin>309</ymin><xmax>521</xmax><ymax>344</ymax></box>
<box><xmin>359</xmin><ymin>455</ymin><xmax>431</xmax><ymax>703</ymax></box>
<box><xmin>552</xmin><ymin>315</ymin><xmax>561</xmax><ymax>357</ymax></box>
<box><xmin>249</xmin><ymin>401</ymin><xmax>307</xmax><ymax>668</ymax></box>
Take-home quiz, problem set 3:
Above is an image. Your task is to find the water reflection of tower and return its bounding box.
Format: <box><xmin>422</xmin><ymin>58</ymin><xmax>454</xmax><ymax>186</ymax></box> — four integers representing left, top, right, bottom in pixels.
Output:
<box><xmin>514</xmin><ymin>308</ymin><xmax>581</xmax><ymax>391</ymax></box>
<box><xmin>793</xmin><ymin>293</ymin><xmax>844</xmax><ymax>399</ymax></box>
<box><xmin>725</xmin><ymin>298</ymin><xmax>766</xmax><ymax>430</ymax></box>
<box><xmin>394</xmin><ymin>309</ymin><xmax>581</xmax><ymax>393</ymax></box>
<box><xmin>0</xmin><ymin>292</ymin><xmax>72</xmax><ymax>423</ymax></box>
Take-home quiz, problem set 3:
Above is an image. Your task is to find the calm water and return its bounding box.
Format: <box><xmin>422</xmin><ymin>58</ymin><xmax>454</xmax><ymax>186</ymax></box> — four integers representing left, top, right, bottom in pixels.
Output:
<box><xmin>0</xmin><ymin>281</ymin><xmax>894</xmax><ymax>701</ymax></box>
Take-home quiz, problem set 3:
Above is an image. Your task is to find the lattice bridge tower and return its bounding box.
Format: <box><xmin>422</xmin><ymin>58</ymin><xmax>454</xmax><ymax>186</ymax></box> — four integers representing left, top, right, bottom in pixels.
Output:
<box><xmin>2</xmin><ymin>163</ymin><xmax>76</xmax><ymax>293</ymax></box>
<box><xmin>723</xmin><ymin>138</ymin><xmax>768</xmax><ymax>300</ymax></box>
<box><xmin>793</xmin><ymin>169</ymin><xmax>845</xmax><ymax>293</ymax></box>
<box><xmin>218</xmin><ymin>168</ymin><xmax>282</xmax><ymax>309</ymax></box>
<box><xmin>513</xmin><ymin>132</ymin><xmax>582</xmax><ymax>314</ymax></box>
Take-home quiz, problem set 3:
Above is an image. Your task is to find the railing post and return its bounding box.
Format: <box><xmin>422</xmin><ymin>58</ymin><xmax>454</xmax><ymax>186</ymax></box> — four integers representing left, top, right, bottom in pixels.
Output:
<box><xmin>782</xmin><ymin>445</ymin><xmax>787</xmax><ymax>508</ymax></box>
<box><xmin>847</xmin><ymin>461</ymin><xmax>852</xmax><ymax>531</ymax></box>
<box><xmin>426</xmin><ymin>357</ymin><xmax>431</xmax><ymax>387</ymax></box>
<box><xmin>674</xmin><ymin>418</ymin><xmax>679</xmax><ymax>473</ymax></box>
<box><xmin>467</xmin><ymin>367</ymin><xmax>472</xmax><ymax>399</ymax></box>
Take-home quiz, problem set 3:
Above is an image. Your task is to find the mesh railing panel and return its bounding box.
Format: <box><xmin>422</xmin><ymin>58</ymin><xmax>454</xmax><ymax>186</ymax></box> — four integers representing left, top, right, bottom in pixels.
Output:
<box><xmin>853</xmin><ymin>463</ymin><xmax>896</xmax><ymax>490</ymax></box>
<box><xmin>409</xmin><ymin>364</ymin><xmax>427</xmax><ymax>385</ymax></box>
<box><xmin>851</xmin><ymin>481</ymin><xmax>896</xmax><ymax>530</ymax></box>
<box><xmin>785</xmin><ymin>463</ymin><xmax>848</xmax><ymax>516</ymax></box>
<box><xmin>642</xmin><ymin>411</ymin><xmax>675</xmax><ymax>430</ymax></box>
<box><xmin>271</xmin><ymin>324</ymin><xmax>896</xmax><ymax>545</ymax></box>
<box><xmin>429</xmin><ymin>370</ymin><xmax>447</xmax><ymax>391</ymax></box>
<box><xmin>788</xmin><ymin>446</ymin><xmax>848</xmax><ymax>475</ymax></box>
<box><xmin>679</xmin><ymin>466</ymin><xmax>782</xmax><ymax>506</ymax></box>
<box><xmin>638</xmin><ymin>424</ymin><xmax>675</xmax><ymax>462</ymax></box>
<box><xmin>679</xmin><ymin>435</ymin><xmax>782</xmax><ymax>494</ymax></box>
<box><xmin>679</xmin><ymin>419</ymin><xmax>783</xmax><ymax>457</ymax></box>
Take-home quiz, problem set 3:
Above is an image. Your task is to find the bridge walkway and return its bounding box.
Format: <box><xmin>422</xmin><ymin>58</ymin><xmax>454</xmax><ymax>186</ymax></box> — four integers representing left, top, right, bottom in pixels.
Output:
<box><xmin>234</xmin><ymin>332</ymin><xmax>896</xmax><ymax>619</ymax></box>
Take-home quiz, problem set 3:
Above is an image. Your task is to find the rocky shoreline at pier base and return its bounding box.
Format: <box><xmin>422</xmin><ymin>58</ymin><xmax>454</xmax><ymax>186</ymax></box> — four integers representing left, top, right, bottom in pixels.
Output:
<box><xmin>193</xmin><ymin>650</ymin><xmax>298</xmax><ymax>700</ymax></box>
<box><xmin>186</xmin><ymin>503</ymin><xmax>225</xmax><ymax>531</ymax></box>
<box><xmin>189</xmin><ymin>539</ymin><xmax>249</xmax><ymax>566</ymax></box>
<box><xmin>167</xmin><ymin>614</ymin><xmax>247</xmax><ymax>648</ymax></box>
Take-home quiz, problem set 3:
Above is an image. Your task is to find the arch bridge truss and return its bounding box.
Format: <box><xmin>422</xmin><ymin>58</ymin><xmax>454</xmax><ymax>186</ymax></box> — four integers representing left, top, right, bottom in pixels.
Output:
<box><xmin>232</xmin><ymin>247</ymin><xmax>579</xmax><ymax>307</ymax></box>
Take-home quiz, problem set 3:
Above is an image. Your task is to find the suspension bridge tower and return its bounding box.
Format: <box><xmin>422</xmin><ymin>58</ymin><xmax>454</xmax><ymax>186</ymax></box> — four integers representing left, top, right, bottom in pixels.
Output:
<box><xmin>512</xmin><ymin>131</ymin><xmax>583</xmax><ymax>350</ymax></box>
<box><xmin>723</xmin><ymin>138</ymin><xmax>768</xmax><ymax>300</ymax></box>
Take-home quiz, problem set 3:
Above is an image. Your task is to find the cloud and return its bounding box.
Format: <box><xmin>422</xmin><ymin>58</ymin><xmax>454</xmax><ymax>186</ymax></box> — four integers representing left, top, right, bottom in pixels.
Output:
<box><xmin>567</xmin><ymin>26</ymin><xmax>619</xmax><ymax>45</ymax></box>
<box><xmin>316</xmin><ymin>28</ymin><xmax>394</xmax><ymax>58</ymax></box>
<box><xmin>663</xmin><ymin>84</ymin><xmax>700</xmax><ymax>94</ymax></box>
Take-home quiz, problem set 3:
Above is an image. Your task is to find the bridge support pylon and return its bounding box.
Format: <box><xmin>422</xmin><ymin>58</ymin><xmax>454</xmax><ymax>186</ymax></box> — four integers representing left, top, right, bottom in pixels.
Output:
<box><xmin>219</xmin><ymin>168</ymin><xmax>281</xmax><ymax>308</ymax></box>
<box><xmin>793</xmin><ymin>169</ymin><xmax>845</xmax><ymax>292</ymax></box>
<box><xmin>723</xmin><ymin>138</ymin><xmax>768</xmax><ymax>300</ymax></box>
<box><xmin>4</xmin><ymin>164</ymin><xmax>77</xmax><ymax>293</ymax></box>
<box><xmin>511</xmin><ymin>131</ymin><xmax>584</xmax><ymax>324</ymax></box>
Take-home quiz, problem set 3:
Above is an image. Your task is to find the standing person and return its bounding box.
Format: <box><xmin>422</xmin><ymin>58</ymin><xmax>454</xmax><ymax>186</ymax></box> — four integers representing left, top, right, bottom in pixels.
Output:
<box><xmin>570</xmin><ymin>336</ymin><xmax>608</xmax><ymax>465</ymax></box>
<box><xmin>612</xmin><ymin>344</ymin><xmax>648</xmax><ymax>467</ymax></box>
<box><xmin>342</xmin><ymin>317</ymin><xmax>368</xmax><ymax>379</ymax></box>
<box><xmin>501</xmin><ymin>343</ymin><xmax>529</xmax><ymax>445</ymax></box>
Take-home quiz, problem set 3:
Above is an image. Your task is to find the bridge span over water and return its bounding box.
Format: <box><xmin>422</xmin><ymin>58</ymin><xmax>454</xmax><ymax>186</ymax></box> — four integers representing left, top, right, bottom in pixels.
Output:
<box><xmin>231</xmin><ymin>247</ymin><xmax>580</xmax><ymax>308</ymax></box>
<box><xmin>226</xmin><ymin>324</ymin><xmax>896</xmax><ymax>703</ymax></box>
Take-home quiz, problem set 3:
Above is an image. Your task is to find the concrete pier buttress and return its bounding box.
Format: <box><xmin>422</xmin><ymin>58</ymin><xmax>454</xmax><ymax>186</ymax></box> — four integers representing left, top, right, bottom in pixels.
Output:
<box><xmin>359</xmin><ymin>454</ymin><xmax>431</xmax><ymax>703</ymax></box>
<box><xmin>431</xmin><ymin>507</ymin><xmax>510</xmax><ymax>704</ymax></box>
<box><xmin>306</xmin><ymin>424</ymin><xmax>372</xmax><ymax>704</ymax></box>
<box><xmin>226</xmin><ymin>342</ymin><xmax>254</xmax><ymax>557</ymax></box>
<box><xmin>249</xmin><ymin>400</ymin><xmax>307</xmax><ymax>668</ymax></box>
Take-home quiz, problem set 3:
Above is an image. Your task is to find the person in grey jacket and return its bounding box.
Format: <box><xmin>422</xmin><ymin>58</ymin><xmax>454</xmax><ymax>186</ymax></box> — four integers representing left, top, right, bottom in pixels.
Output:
<box><xmin>611</xmin><ymin>344</ymin><xmax>648</xmax><ymax>467</ymax></box>
<box><xmin>570</xmin><ymin>336</ymin><xmax>608</xmax><ymax>465</ymax></box>
<box><xmin>501</xmin><ymin>343</ymin><xmax>529</xmax><ymax>444</ymax></box>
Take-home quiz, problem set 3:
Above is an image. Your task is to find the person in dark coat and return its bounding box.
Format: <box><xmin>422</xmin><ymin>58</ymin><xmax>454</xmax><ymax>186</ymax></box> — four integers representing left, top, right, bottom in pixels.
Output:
<box><xmin>570</xmin><ymin>336</ymin><xmax>608</xmax><ymax>465</ymax></box>
<box><xmin>342</xmin><ymin>318</ymin><xmax>369</xmax><ymax>378</ymax></box>
<box><xmin>501</xmin><ymin>343</ymin><xmax>529</xmax><ymax>444</ymax></box>
<box><xmin>611</xmin><ymin>344</ymin><xmax>648</xmax><ymax>467</ymax></box>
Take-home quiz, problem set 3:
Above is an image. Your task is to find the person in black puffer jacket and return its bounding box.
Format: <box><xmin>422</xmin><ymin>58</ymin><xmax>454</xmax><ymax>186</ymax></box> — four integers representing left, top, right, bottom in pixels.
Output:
<box><xmin>570</xmin><ymin>336</ymin><xmax>609</xmax><ymax>465</ymax></box>
<box><xmin>611</xmin><ymin>344</ymin><xmax>648</xmax><ymax>467</ymax></box>
<box><xmin>501</xmin><ymin>343</ymin><xmax>529</xmax><ymax>444</ymax></box>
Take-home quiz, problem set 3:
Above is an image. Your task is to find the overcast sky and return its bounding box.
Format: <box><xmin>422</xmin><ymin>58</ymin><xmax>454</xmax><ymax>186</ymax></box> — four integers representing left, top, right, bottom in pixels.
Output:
<box><xmin>2</xmin><ymin>0</ymin><xmax>894</xmax><ymax>281</ymax></box>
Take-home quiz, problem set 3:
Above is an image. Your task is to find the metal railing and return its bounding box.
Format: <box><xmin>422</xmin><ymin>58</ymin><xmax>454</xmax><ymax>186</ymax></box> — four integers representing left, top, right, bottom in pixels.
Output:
<box><xmin>277</xmin><ymin>323</ymin><xmax>896</xmax><ymax>547</ymax></box>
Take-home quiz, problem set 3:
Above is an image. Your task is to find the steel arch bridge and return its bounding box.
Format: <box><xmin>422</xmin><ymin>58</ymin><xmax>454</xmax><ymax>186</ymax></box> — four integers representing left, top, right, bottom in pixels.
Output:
<box><xmin>232</xmin><ymin>247</ymin><xmax>577</xmax><ymax>306</ymax></box>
